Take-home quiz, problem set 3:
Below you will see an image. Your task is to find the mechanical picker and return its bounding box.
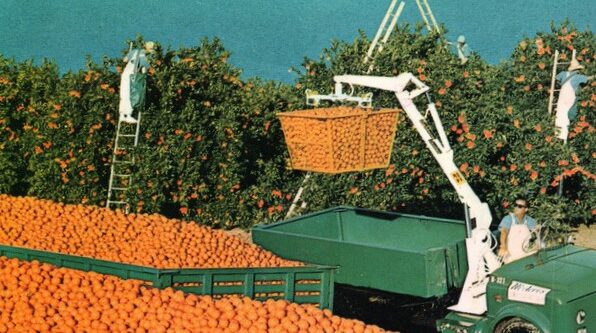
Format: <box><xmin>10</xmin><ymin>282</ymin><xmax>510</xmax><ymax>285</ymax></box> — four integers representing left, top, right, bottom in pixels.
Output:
<box><xmin>253</xmin><ymin>73</ymin><xmax>596</xmax><ymax>333</ymax></box>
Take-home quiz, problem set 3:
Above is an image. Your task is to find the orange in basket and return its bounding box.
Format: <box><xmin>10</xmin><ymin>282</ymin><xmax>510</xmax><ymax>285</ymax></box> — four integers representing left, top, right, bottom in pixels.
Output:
<box><xmin>277</xmin><ymin>106</ymin><xmax>399</xmax><ymax>173</ymax></box>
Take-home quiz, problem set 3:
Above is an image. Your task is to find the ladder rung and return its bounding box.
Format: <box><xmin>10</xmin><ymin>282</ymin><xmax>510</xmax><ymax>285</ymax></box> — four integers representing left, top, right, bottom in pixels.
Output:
<box><xmin>118</xmin><ymin>134</ymin><xmax>137</xmax><ymax>138</ymax></box>
<box><xmin>110</xmin><ymin>187</ymin><xmax>128</xmax><ymax>191</ymax></box>
<box><xmin>112</xmin><ymin>160</ymin><xmax>134</xmax><ymax>164</ymax></box>
<box><xmin>113</xmin><ymin>149</ymin><xmax>134</xmax><ymax>153</ymax></box>
<box><xmin>114</xmin><ymin>174</ymin><xmax>132</xmax><ymax>177</ymax></box>
<box><xmin>107</xmin><ymin>200</ymin><xmax>128</xmax><ymax>205</ymax></box>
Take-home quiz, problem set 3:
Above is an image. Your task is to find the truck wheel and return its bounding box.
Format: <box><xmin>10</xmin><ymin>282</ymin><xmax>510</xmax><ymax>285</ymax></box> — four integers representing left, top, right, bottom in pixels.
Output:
<box><xmin>494</xmin><ymin>317</ymin><xmax>540</xmax><ymax>333</ymax></box>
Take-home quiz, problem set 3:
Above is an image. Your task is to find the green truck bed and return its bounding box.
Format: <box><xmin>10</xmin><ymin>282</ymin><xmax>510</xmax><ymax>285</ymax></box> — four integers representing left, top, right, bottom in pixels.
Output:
<box><xmin>0</xmin><ymin>244</ymin><xmax>334</xmax><ymax>309</ymax></box>
<box><xmin>252</xmin><ymin>206</ymin><xmax>468</xmax><ymax>298</ymax></box>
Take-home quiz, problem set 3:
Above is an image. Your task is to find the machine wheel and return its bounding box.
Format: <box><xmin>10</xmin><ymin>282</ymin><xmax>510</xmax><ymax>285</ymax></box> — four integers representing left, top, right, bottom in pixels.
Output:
<box><xmin>494</xmin><ymin>317</ymin><xmax>541</xmax><ymax>333</ymax></box>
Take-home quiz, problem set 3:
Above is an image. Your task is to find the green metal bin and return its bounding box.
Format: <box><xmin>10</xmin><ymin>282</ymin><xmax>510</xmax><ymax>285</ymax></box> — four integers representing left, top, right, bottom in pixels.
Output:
<box><xmin>0</xmin><ymin>244</ymin><xmax>335</xmax><ymax>309</ymax></box>
<box><xmin>252</xmin><ymin>206</ymin><xmax>468</xmax><ymax>298</ymax></box>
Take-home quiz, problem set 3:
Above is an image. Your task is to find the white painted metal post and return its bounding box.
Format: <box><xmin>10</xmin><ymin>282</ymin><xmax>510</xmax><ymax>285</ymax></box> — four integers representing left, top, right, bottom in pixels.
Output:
<box><xmin>365</xmin><ymin>0</ymin><xmax>399</xmax><ymax>64</ymax></box>
<box><xmin>547</xmin><ymin>50</ymin><xmax>560</xmax><ymax>116</ymax></box>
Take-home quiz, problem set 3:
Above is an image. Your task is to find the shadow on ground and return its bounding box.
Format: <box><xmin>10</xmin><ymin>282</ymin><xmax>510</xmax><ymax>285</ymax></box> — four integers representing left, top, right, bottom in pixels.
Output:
<box><xmin>334</xmin><ymin>284</ymin><xmax>460</xmax><ymax>333</ymax></box>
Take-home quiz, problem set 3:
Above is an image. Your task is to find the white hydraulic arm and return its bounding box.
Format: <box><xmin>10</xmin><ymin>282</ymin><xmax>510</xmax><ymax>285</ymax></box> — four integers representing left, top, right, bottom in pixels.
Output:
<box><xmin>327</xmin><ymin>73</ymin><xmax>502</xmax><ymax>315</ymax></box>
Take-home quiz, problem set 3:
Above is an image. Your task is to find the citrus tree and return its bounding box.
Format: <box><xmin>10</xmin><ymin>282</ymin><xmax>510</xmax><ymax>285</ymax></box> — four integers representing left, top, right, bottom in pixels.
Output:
<box><xmin>0</xmin><ymin>22</ymin><xmax>593</xmax><ymax>230</ymax></box>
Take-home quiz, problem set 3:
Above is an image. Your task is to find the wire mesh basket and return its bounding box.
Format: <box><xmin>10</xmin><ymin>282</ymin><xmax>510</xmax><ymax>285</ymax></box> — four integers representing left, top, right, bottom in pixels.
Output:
<box><xmin>277</xmin><ymin>106</ymin><xmax>399</xmax><ymax>173</ymax></box>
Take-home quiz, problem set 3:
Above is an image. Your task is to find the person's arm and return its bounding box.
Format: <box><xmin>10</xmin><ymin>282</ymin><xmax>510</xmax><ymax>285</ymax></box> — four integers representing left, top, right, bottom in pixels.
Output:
<box><xmin>139</xmin><ymin>51</ymin><xmax>150</xmax><ymax>69</ymax></box>
<box><xmin>462</xmin><ymin>44</ymin><xmax>471</xmax><ymax>57</ymax></box>
<box><xmin>123</xmin><ymin>49</ymin><xmax>134</xmax><ymax>63</ymax></box>
<box><xmin>556</xmin><ymin>71</ymin><xmax>567</xmax><ymax>84</ymax></box>
<box><xmin>498</xmin><ymin>228</ymin><xmax>509</xmax><ymax>257</ymax></box>
<box><xmin>497</xmin><ymin>215</ymin><xmax>510</xmax><ymax>257</ymax></box>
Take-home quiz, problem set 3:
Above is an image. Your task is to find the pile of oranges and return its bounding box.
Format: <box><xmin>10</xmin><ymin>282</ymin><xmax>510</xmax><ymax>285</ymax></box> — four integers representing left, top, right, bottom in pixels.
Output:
<box><xmin>0</xmin><ymin>257</ymin><xmax>390</xmax><ymax>332</ymax></box>
<box><xmin>0</xmin><ymin>195</ymin><xmax>301</xmax><ymax>269</ymax></box>
<box><xmin>277</xmin><ymin>107</ymin><xmax>398</xmax><ymax>173</ymax></box>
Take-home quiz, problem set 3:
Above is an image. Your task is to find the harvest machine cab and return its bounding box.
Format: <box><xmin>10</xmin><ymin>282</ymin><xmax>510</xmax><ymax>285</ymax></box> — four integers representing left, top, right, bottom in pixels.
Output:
<box><xmin>299</xmin><ymin>73</ymin><xmax>502</xmax><ymax>315</ymax></box>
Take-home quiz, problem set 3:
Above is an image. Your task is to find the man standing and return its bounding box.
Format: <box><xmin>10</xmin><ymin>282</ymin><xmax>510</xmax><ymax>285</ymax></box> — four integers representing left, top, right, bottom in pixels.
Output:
<box><xmin>555</xmin><ymin>57</ymin><xmax>591</xmax><ymax>141</ymax></box>
<box><xmin>498</xmin><ymin>197</ymin><xmax>538</xmax><ymax>263</ymax></box>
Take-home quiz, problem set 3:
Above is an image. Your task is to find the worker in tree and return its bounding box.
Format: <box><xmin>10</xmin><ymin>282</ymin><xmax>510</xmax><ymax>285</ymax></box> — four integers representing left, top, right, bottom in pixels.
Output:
<box><xmin>498</xmin><ymin>197</ymin><xmax>538</xmax><ymax>263</ymax></box>
<box><xmin>455</xmin><ymin>35</ymin><xmax>471</xmax><ymax>64</ymax></box>
<box><xmin>554</xmin><ymin>57</ymin><xmax>591</xmax><ymax>141</ymax></box>
<box><xmin>119</xmin><ymin>41</ymin><xmax>154</xmax><ymax>124</ymax></box>
<box><xmin>446</xmin><ymin>35</ymin><xmax>471</xmax><ymax>64</ymax></box>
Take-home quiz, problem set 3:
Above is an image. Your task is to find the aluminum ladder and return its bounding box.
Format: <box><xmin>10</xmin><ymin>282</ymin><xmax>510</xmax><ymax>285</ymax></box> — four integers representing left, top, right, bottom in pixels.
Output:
<box><xmin>547</xmin><ymin>49</ymin><xmax>576</xmax><ymax>195</ymax></box>
<box><xmin>106</xmin><ymin>112</ymin><xmax>143</xmax><ymax>213</ymax></box>
<box><xmin>415</xmin><ymin>0</ymin><xmax>441</xmax><ymax>34</ymax></box>
<box><xmin>547</xmin><ymin>49</ymin><xmax>575</xmax><ymax>115</ymax></box>
<box><xmin>285</xmin><ymin>173</ymin><xmax>311</xmax><ymax>219</ymax></box>
<box><xmin>364</xmin><ymin>0</ymin><xmax>406</xmax><ymax>73</ymax></box>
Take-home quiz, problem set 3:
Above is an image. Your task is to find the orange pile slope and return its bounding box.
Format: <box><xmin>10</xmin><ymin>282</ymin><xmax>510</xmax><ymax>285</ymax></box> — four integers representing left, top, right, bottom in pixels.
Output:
<box><xmin>0</xmin><ymin>195</ymin><xmax>301</xmax><ymax>269</ymax></box>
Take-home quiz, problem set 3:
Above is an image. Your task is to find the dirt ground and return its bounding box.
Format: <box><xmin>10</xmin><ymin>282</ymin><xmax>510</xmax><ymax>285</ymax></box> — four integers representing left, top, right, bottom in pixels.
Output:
<box><xmin>225</xmin><ymin>228</ymin><xmax>252</xmax><ymax>244</ymax></box>
<box><xmin>571</xmin><ymin>224</ymin><xmax>596</xmax><ymax>249</ymax></box>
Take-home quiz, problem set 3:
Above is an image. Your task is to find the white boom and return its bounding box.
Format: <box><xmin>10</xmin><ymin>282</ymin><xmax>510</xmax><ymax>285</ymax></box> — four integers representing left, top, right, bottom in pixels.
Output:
<box><xmin>327</xmin><ymin>73</ymin><xmax>502</xmax><ymax>314</ymax></box>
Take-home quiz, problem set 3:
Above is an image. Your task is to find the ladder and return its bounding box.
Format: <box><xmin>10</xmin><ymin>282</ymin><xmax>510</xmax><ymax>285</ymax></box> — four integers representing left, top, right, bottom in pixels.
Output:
<box><xmin>106</xmin><ymin>111</ymin><xmax>143</xmax><ymax>213</ymax></box>
<box><xmin>364</xmin><ymin>0</ymin><xmax>406</xmax><ymax>73</ymax></box>
<box><xmin>547</xmin><ymin>49</ymin><xmax>575</xmax><ymax>115</ymax></box>
<box><xmin>415</xmin><ymin>0</ymin><xmax>441</xmax><ymax>34</ymax></box>
<box><xmin>547</xmin><ymin>49</ymin><xmax>576</xmax><ymax>196</ymax></box>
<box><xmin>285</xmin><ymin>173</ymin><xmax>311</xmax><ymax>219</ymax></box>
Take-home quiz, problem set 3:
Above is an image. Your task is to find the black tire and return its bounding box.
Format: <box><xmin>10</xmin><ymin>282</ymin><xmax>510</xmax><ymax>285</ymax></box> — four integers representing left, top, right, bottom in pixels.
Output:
<box><xmin>494</xmin><ymin>317</ymin><xmax>541</xmax><ymax>333</ymax></box>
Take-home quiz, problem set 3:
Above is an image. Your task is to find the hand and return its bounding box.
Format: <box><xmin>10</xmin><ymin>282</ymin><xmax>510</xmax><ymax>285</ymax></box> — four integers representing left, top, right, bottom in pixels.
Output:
<box><xmin>498</xmin><ymin>247</ymin><xmax>509</xmax><ymax>258</ymax></box>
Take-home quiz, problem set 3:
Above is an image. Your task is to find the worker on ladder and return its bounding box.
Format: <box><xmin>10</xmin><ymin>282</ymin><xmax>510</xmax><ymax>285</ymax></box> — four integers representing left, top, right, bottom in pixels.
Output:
<box><xmin>554</xmin><ymin>56</ymin><xmax>591</xmax><ymax>141</ymax></box>
<box><xmin>119</xmin><ymin>41</ymin><xmax>154</xmax><ymax>124</ymax></box>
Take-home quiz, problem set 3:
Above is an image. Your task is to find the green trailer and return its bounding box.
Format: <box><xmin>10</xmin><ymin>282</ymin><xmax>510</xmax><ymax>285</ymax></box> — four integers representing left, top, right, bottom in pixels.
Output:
<box><xmin>252</xmin><ymin>206</ymin><xmax>468</xmax><ymax>298</ymax></box>
<box><xmin>0</xmin><ymin>244</ymin><xmax>335</xmax><ymax>309</ymax></box>
<box><xmin>252</xmin><ymin>206</ymin><xmax>596</xmax><ymax>333</ymax></box>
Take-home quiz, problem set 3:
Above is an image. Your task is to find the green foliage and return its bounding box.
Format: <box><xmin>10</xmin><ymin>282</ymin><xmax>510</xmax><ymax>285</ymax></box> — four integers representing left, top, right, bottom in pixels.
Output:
<box><xmin>0</xmin><ymin>23</ymin><xmax>593</xmax><ymax>233</ymax></box>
